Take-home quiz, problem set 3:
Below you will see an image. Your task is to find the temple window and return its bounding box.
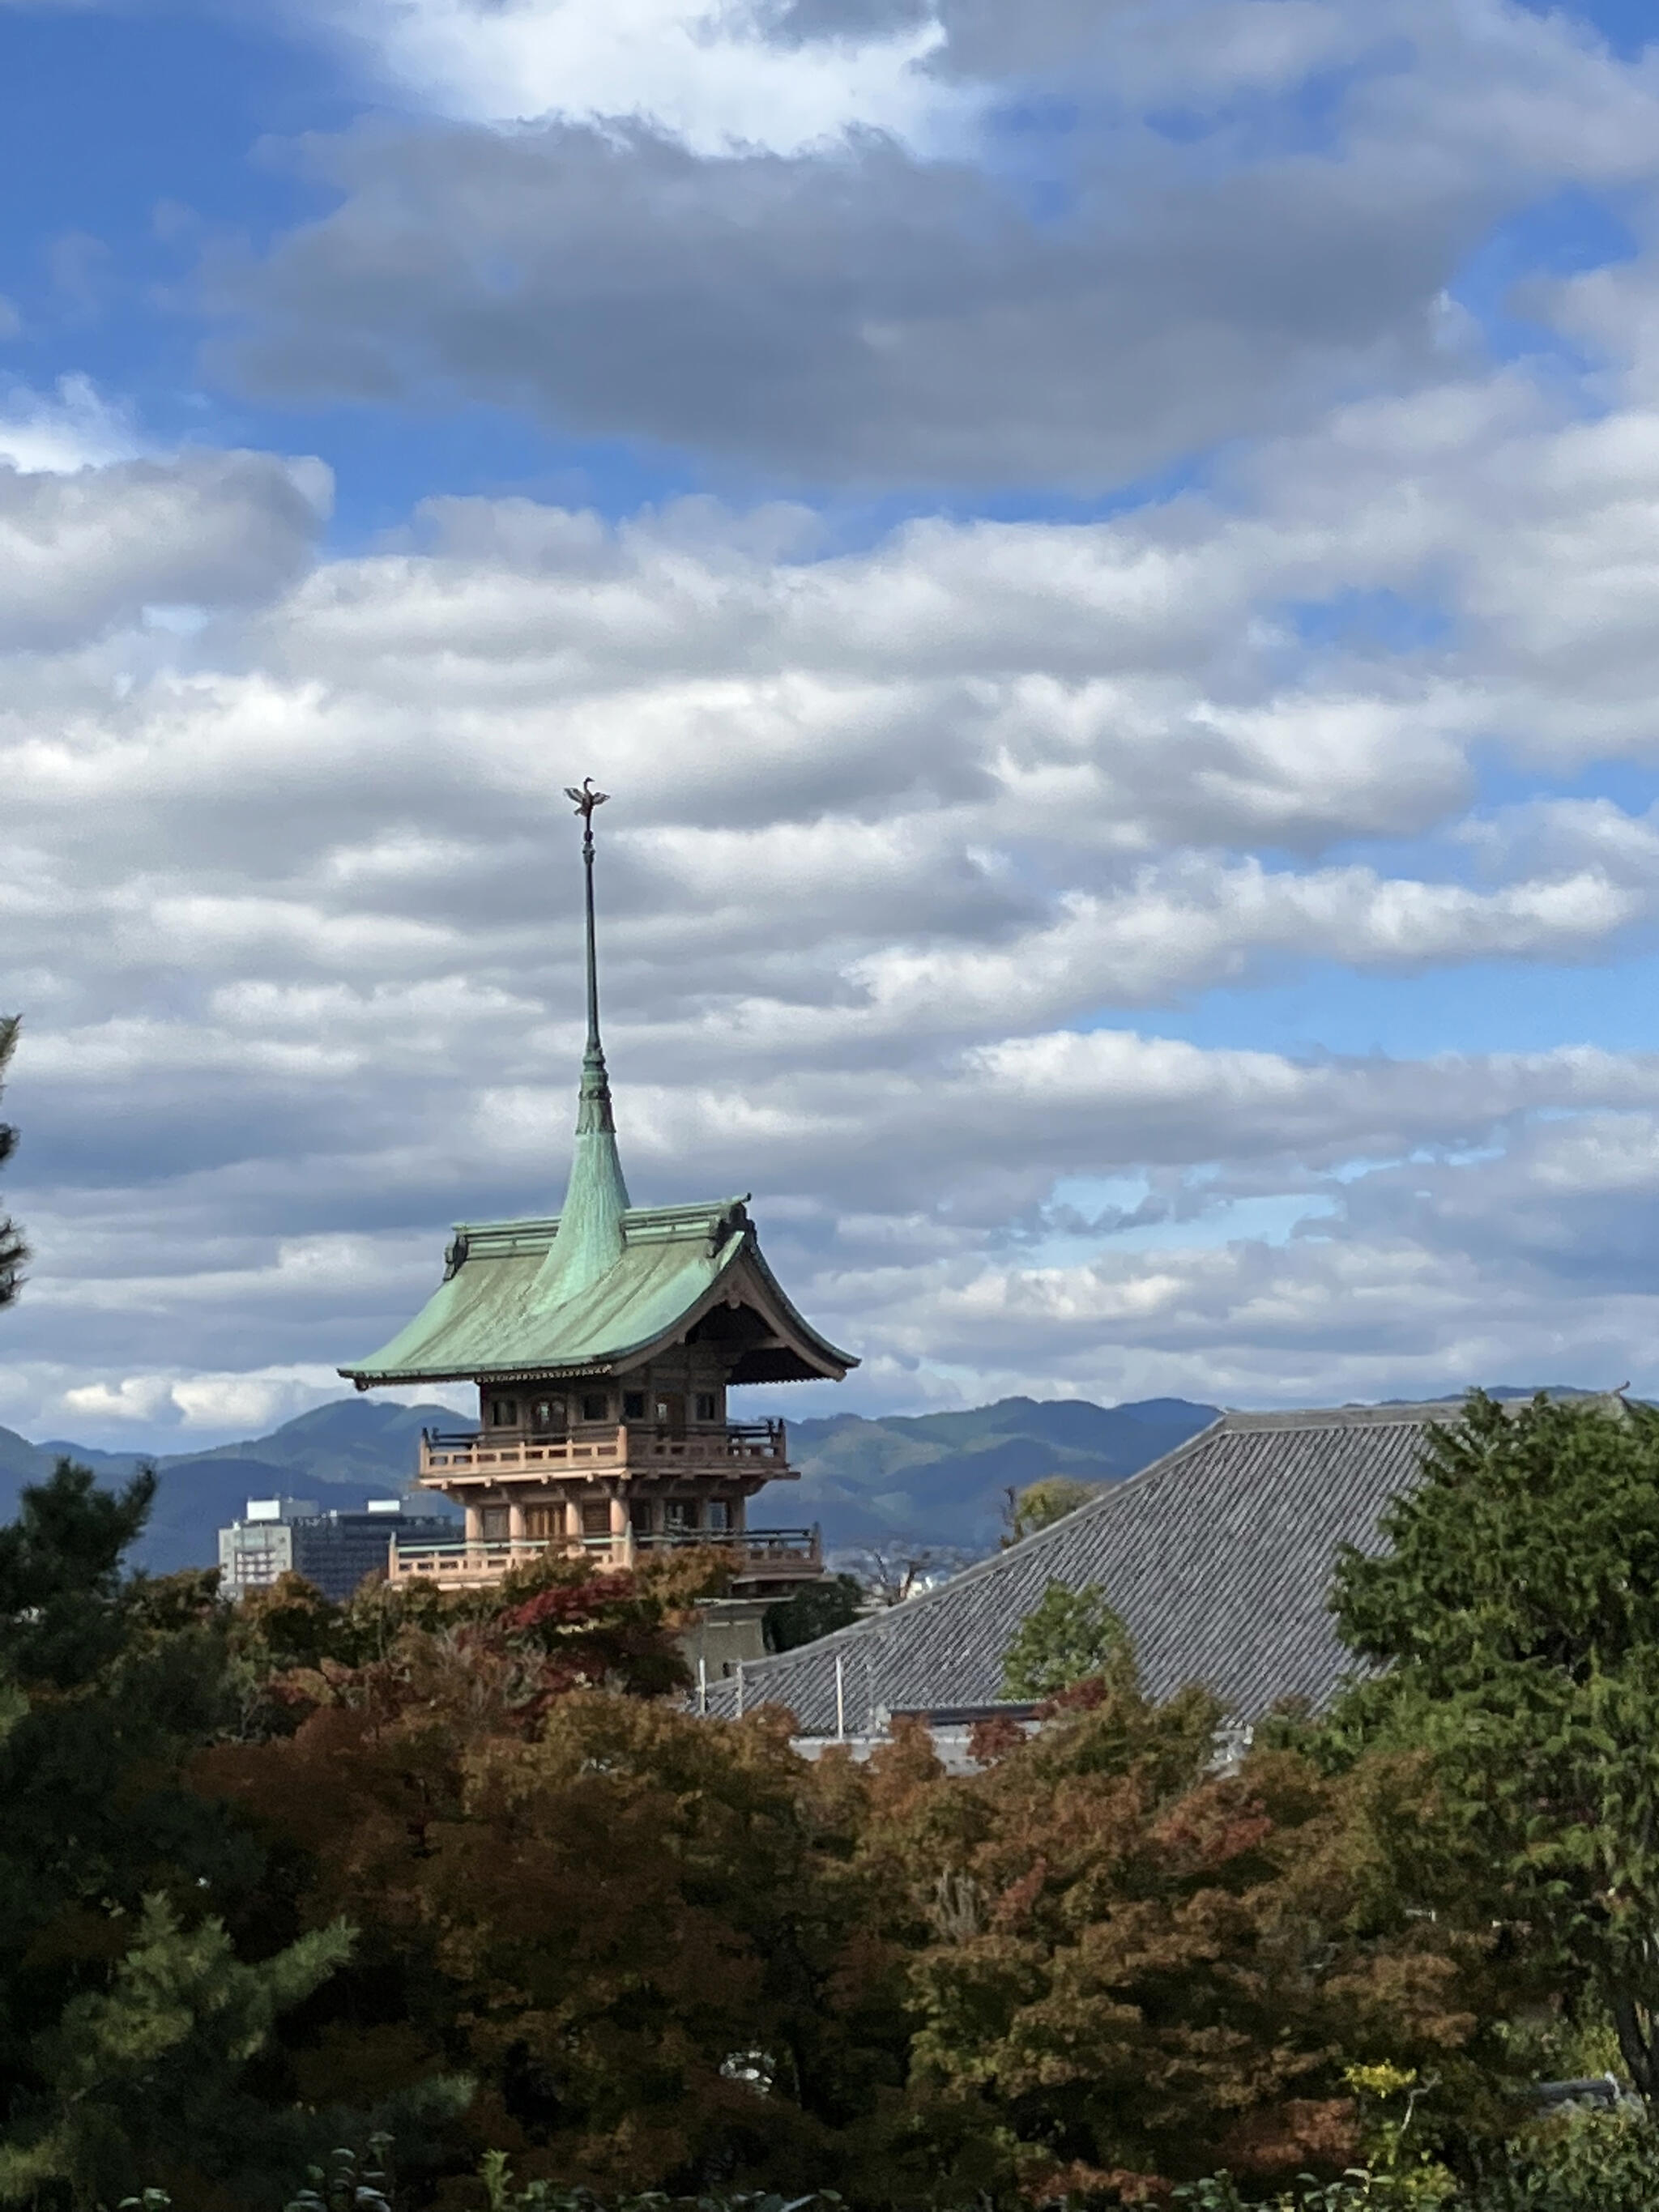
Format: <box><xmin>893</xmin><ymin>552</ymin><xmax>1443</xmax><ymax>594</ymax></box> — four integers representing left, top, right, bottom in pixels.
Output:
<box><xmin>581</xmin><ymin>1390</ymin><xmax>609</xmax><ymax>1422</ymax></box>
<box><xmin>480</xmin><ymin>1506</ymin><xmax>510</xmax><ymax>1543</ymax></box>
<box><xmin>694</xmin><ymin>1392</ymin><xmax>717</xmax><ymax>1421</ymax></box>
<box><xmin>623</xmin><ymin>1390</ymin><xmax>646</xmax><ymax>1420</ymax></box>
<box><xmin>488</xmin><ymin>1398</ymin><xmax>518</xmax><ymax>1427</ymax></box>
<box><xmin>524</xmin><ymin>1507</ymin><xmax>558</xmax><ymax>1541</ymax></box>
<box><xmin>665</xmin><ymin>1500</ymin><xmax>698</xmax><ymax>1532</ymax></box>
<box><xmin>530</xmin><ymin>1396</ymin><xmax>565</xmax><ymax>1433</ymax></box>
<box><xmin>706</xmin><ymin>1499</ymin><xmax>730</xmax><ymax>1532</ymax></box>
<box><xmin>629</xmin><ymin>1501</ymin><xmax>655</xmax><ymax>1535</ymax></box>
<box><xmin>580</xmin><ymin>1501</ymin><xmax>609</xmax><ymax>1538</ymax></box>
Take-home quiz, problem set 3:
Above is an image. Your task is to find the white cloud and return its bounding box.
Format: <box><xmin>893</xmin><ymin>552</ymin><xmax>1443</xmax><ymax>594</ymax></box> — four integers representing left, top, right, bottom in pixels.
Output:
<box><xmin>61</xmin><ymin>1374</ymin><xmax>181</xmax><ymax>1425</ymax></box>
<box><xmin>212</xmin><ymin>0</ymin><xmax>1659</xmax><ymax>489</ymax></box>
<box><xmin>289</xmin><ymin>0</ymin><xmax>951</xmax><ymax>151</ymax></box>
<box><xmin>8</xmin><ymin>360</ymin><xmax>1659</xmax><ymax>1447</ymax></box>
<box><xmin>19</xmin><ymin>3</ymin><xmax>1659</xmax><ymax>1448</ymax></box>
<box><xmin>33</xmin><ymin>1362</ymin><xmax>472</xmax><ymax>1444</ymax></box>
<box><xmin>0</xmin><ymin>374</ymin><xmax>139</xmax><ymax>473</ymax></box>
<box><xmin>0</xmin><ymin>448</ymin><xmax>331</xmax><ymax>650</ymax></box>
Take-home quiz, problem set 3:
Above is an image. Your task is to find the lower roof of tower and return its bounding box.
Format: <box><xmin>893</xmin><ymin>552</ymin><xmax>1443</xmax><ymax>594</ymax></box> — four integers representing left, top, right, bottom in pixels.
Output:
<box><xmin>339</xmin><ymin>1197</ymin><xmax>858</xmax><ymax>1389</ymax></box>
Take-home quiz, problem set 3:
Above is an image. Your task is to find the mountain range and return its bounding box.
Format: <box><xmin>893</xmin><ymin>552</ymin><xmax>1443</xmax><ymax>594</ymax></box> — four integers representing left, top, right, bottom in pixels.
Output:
<box><xmin>785</xmin><ymin>1395</ymin><xmax>1219</xmax><ymax>1553</ymax></box>
<box><xmin>0</xmin><ymin>1393</ymin><xmax>1222</xmax><ymax>1573</ymax></box>
<box><xmin>0</xmin><ymin>1399</ymin><xmax>461</xmax><ymax>1575</ymax></box>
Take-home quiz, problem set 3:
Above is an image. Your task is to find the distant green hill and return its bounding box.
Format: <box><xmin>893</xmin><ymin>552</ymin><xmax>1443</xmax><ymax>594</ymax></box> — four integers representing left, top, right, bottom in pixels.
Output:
<box><xmin>2</xmin><ymin>1393</ymin><xmax>1221</xmax><ymax>1571</ymax></box>
<box><xmin>787</xmin><ymin>1396</ymin><xmax>1219</xmax><ymax>1552</ymax></box>
<box><xmin>0</xmin><ymin>1400</ymin><xmax>465</xmax><ymax>1574</ymax></box>
<box><xmin>2</xmin><ymin>1387</ymin><xmax>1614</xmax><ymax>1575</ymax></box>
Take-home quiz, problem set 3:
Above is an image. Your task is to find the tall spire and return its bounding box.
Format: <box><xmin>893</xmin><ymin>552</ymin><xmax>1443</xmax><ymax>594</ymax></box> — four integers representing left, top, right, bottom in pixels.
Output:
<box><xmin>574</xmin><ymin>777</ymin><xmax>616</xmax><ymax>1139</ymax></box>
<box><xmin>533</xmin><ymin>779</ymin><xmax>630</xmax><ymax>1303</ymax></box>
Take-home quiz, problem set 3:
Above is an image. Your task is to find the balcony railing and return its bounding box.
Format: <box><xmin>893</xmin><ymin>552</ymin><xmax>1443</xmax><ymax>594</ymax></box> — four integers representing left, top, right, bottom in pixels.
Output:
<box><xmin>386</xmin><ymin>1538</ymin><xmax>595</xmax><ymax>1587</ymax></box>
<box><xmin>635</xmin><ymin>1526</ymin><xmax>817</xmax><ymax>1560</ymax></box>
<box><xmin>386</xmin><ymin>1524</ymin><xmax>821</xmax><ymax>1589</ymax></box>
<box><xmin>417</xmin><ymin>1420</ymin><xmax>788</xmax><ymax>1483</ymax></box>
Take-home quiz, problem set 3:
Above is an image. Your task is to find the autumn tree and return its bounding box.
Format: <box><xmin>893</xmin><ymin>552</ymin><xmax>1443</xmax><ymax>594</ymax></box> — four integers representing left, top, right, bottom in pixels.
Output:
<box><xmin>862</xmin><ymin>1671</ymin><xmax>1486</xmax><ymax>2208</ymax></box>
<box><xmin>0</xmin><ymin>1016</ymin><xmax>23</xmax><ymax>1311</ymax></box>
<box><xmin>195</xmin><ymin>1552</ymin><xmax>905</xmax><ymax>2198</ymax></box>
<box><xmin>1329</xmin><ymin>1389</ymin><xmax>1659</xmax><ymax>2105</ymax></box>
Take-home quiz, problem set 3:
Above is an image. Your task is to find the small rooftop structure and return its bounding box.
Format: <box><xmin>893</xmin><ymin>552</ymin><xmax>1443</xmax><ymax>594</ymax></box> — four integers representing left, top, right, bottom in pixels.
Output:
<box><xmin>705</xmin><ymin>1400</ymin><xmax>1475</xmax><ymax>1739</ymax></box>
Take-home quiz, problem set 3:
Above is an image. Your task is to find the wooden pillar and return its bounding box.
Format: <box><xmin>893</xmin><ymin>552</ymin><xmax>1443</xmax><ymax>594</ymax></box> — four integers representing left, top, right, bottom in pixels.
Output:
<box><xmin>464</xmin><ymin>1503</ymin><xmax>483</xmax><ymax>1544</ymax></box>
<box><xmin>610</xmin><ymin>1490</ymin><xmax>633</xmax><ymax>1566</ymax></box>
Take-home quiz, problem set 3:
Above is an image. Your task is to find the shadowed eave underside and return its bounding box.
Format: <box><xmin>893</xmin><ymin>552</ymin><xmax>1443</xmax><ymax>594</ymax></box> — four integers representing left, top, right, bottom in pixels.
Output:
<box><xmin>339</xmin><ymin>1198</ymin><xmax>858</xmax><ymax>1388</ymax></box>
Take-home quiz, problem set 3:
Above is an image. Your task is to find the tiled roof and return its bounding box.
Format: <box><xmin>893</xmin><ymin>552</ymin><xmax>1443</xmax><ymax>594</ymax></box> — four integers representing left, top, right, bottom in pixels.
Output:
<box><xmin>710</xmin><ymin>1401</ymin><xmax>1465</xmax><ymax>1732</ymax></box>
<box><xmin>339</xmin><ymin>1201</ymin><xmax>857</xmax><ymax>1387</ymax></box>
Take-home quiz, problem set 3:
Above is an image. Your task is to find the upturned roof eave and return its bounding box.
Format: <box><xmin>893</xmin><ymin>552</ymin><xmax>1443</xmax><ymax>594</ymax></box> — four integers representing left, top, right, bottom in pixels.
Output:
<box><xmin>739</xmin><ymin>1233</ymin><xmax>859</xmax><ymax>1376</ymax></box>
<box><xmin>338</xmin><ymin>1225</ymin><xmax>855</xmax><ymax>1390</ymax></box>
<box><xmin>623</xmin><ymin>1231</ymin><xmax>856</xmax><ymax>1383</ymax></box>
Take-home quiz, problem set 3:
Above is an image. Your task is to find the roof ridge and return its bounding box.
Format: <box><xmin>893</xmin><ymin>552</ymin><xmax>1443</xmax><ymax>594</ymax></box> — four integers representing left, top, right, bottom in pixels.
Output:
<box><xmin>623</xmin><ymin>1197</ymin><xmax>748</xmax><ymax>1225</ymax></box>
<box><xmin>1217</xmin><ymin>1400</ymin><xmax>1469</xmax><ymax>1433</ymax></box>
<box><xmin>451</xmin><ymin>1197</ymin><xmax>746</xmax><ymax>1237</ymax></box>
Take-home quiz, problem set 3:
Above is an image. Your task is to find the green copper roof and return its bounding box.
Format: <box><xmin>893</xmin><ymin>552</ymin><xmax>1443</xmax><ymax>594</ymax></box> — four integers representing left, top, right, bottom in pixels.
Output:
<box><xmin>534</xmin><ymin>1045</ymin><xmax>630</xmax><ymax>1306</ymax></box>
<box><xmin>339</xmin><ymin>1199</ymin><xmax>856</xmax><ymax>1387</ymax></box>
<box><xmin>341</xmin><ymin>786</ymin><xmax>856</xmax><ymax>1392</ymax></box>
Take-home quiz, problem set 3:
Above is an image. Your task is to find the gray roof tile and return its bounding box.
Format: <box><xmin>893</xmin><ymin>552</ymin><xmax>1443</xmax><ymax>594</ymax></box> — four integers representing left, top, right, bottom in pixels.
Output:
<box><xmin>710</xmin><ymin>1400</ymin><xmax>1465</xmax><ymax>1732</ymax></box>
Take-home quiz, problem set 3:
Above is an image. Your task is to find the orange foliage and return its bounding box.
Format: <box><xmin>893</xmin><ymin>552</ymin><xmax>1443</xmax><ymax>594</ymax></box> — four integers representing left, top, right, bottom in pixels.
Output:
<box><xmin>853</xmin><ymin>1676</ymin><xmax>1482</xmax><ymax>2206</ymax></box>
<box><xmin>198</xmin><ymin>1569</ymin><xmax>907</xmax><ymax>2196</ymax></box>
<box><xmin>189</xmin><ymin>1572</ymin><xmax>1487</xmax><ymax>2209</ymax></box>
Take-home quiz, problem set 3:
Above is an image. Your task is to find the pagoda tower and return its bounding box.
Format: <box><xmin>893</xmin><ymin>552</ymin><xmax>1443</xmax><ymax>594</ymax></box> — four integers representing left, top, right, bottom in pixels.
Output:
<box><xmin>340</xmin><ymin>782</ymin><xmax>854</xmax><ymax>1596</ymax></box>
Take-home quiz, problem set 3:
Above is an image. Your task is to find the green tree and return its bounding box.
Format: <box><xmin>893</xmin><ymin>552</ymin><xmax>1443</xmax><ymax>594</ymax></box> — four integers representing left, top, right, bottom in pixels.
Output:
<box><xmin>0</xmin><ymin>1017</ymin><xmax>23</xmax><ymax>1311</ymax></box>
<box><xmin>1001</xmin><ymin>1476</ymin><xmax>1100</xmax><ymax>1546</ymax></box>
<box><xmin>0</xmin><ymin>1465</ymin><xmax>426</xmax><ymax>2210</ymax></box>
<box><xmin>999</xmin><ymin>1579</ymin><xmax>1129</xmax><ymax>1698</ymax></box>
<box><xmin>0</xmin><ymin>1456</ymin><xmax>157</xmax><ymax>1686</ymax></box>
<box><xmin>1329</xmin><ymin>1390</ymin><xmax>1659</xmax><ymax>2104</ymax></box>
<box><xmin>0</xmin><ymin>1896</ymin><xmax>355</xmax><ymax>2210</ymax></box>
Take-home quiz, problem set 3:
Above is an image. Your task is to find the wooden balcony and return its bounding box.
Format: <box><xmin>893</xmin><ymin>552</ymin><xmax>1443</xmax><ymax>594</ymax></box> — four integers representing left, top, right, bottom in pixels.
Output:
<box><xmin>417</xmin><ymin>1419</ymin><xmax>789</xmax><ymax>1485</ymax></box>
<box><xmin>386</xmin><ymin>1525</ymin><xmax>821</xmax><ymax>1591</ymax></box>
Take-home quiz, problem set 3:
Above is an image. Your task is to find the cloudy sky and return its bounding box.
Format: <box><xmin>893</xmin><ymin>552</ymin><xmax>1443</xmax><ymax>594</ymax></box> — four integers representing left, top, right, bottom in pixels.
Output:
<box><xmin>4</xmin><ymin>0</ymin><xmax>1659</xmax><ymax>1450</ymax></box>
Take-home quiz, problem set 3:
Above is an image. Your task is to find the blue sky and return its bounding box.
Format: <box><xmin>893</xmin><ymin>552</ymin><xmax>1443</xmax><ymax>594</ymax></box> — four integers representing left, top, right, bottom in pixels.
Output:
<box><xmin>6</xmin><ymin>0</ymin><xmax>1659</xmax><ymax>1448</ymax></box>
